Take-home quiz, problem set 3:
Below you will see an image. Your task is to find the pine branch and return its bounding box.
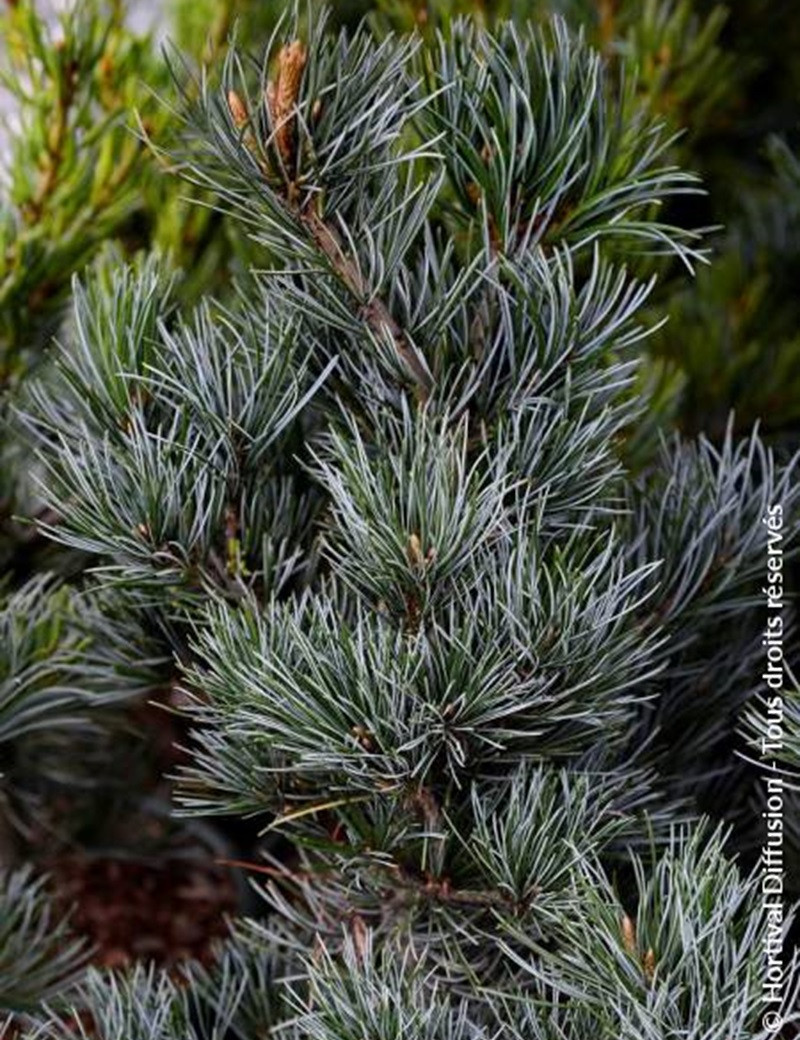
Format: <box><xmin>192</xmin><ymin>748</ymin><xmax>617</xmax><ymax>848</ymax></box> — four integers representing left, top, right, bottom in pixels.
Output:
<box><xmin>299</xmin><ymin>206</ymin><xmax>434</xmax><ymax>401</ymax></box>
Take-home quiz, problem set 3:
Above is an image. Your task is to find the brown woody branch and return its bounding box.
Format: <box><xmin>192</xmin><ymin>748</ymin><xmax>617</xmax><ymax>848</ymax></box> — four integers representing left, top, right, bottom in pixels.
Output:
<box><xmin>229</xmin><ymin>41</ymin><xmax>434</xmax><ymax>404</ymax></box>
<box><xmin>299</xmin><ymin>207</ymin><xmax>433</xmax><ymax>401</ymax></box>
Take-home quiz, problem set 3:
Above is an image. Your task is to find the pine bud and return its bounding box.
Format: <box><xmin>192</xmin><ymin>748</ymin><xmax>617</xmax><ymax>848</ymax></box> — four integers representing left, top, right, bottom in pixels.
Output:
<box><xmin>351</xmin><ymin>724</ymin><xmax>374</xmax><ymax>750</ymax></box>
<box><xmin>465</xmin><ymin>182</ymin><xmax>482</xmax><ymax>207</ymax></box>
<box><xmin>266</xmin><ymin>40</ymin><xmax>307</xmax><ymax>165</ymax></box>
<box><xmin>227</xmin><ymin>89</ymin><xmax>248</xmax><ymax>129</ymax></box>
<box><xmin>621</xmin><ymin>914</ymin><xmax>636</xmax><ymax>954</ymax></box>
<box><xmin>643</xmin><ymin>947</ymin><xmax>656</xmax><ymax>980</ymax></box>
<box><xmin>407</xmin><ymin>532</ymin><xmax>424</xmax><ymax>569</ymax></box>
<box><xmin>350</xmin><ymin>913</ymin><xmax>368</xmax><ymax>961</ymax></box>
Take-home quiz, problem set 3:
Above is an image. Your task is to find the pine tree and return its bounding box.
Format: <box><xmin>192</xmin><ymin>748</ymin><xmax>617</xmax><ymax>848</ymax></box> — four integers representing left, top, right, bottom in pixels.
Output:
<box><xmin>2</xmin><ymin>5</ymin><xmax>799</xmax><ymax>1038</ymax></box>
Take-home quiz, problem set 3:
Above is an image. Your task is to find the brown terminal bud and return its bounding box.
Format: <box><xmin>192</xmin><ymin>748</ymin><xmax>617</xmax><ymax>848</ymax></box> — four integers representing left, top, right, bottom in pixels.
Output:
<box><xmin>465</xmin><ymin>182</ymin><xmax>481</xmax><ymax>207</ymax></box>
<box><xmin>621</xmin><ymin>914</ymin><xmax>636</xmax><ymax>955</ymax></box>
<box><xmin>407</xmin><ymin>532</ymin><xmax>424</xmax><ymax>569</ymax></box>
<box><xmin>227</xmin><ymin>89</ymin><xmax>248</xmax><ymax>129</ymax></box>
<box><xmin>351</xmin><ymin>724</ymin><xmax>374</xmax><ymax>751</ymax></box>
<box><xmin>266</xmin><ymin>39</ymin><xmax>307</xmax><ymax>165</ymax></box>
<box><xmin>350</xmin><ymin>914</ymin><xmax>368</xmax><ymax>961</ymax></box>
